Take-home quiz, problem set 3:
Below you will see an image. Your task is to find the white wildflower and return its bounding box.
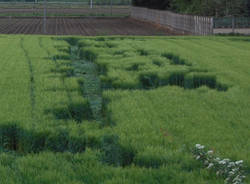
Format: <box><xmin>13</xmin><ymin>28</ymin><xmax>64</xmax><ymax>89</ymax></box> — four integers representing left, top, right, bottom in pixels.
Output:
<box><xmin>231</xmin><ymin>168</ymin><xmax>239</xmax><ymax>174</ymax></box>
<box><xmin>233</xmin><ymin>176</ymin><xmax>241</xmax><ymax>182</ymax></box>
<box><xmin>199</xmin><ymin>145</ymin><xmax>205</xmax><ymax>149</ymax></box>
<box><xmin>207</xmin><ymin>163</ymin><xmax>214</xmax><ymax>169</ymax></box>
<box><xmin>195</xmin><ymin>144</ymin><xmax>201</xmax><ymax>148</ymax></box>
<box><xmin>219</xmin><ymin>160</ymin><xmax>226</xmax><ymax>165</ymax></box>
<box><xmin>235</xmin><ymin>160</ymin><xmax>243</xmax><ymax>165</ymax></box>
<box><xmin>195</xmin><ymin>144</ymin><xmax>205</xmax><ymax>149</ymax></box>
<box><xmin>228</xmin><ymin>162</ymin><xmax>235</xmax><ymax>167</ymax></box>
<box><xmin>207</xmin><ymin>150</ymin><xmax>213</xmax><ymax>155</ymax></box>
<box><xmin>196</xmin><ymin>156</ymin><xmax>200</xmax><ymax>160</ymax></box>
<box><xmin>193</xmin><ymin>144</ymin><xmax>245</xmax><ymax>184</ymax></box>
<box><xmin>215</xmin><ymin>157</ymin><xmax>221</xmax><ymax>162</ymax></box>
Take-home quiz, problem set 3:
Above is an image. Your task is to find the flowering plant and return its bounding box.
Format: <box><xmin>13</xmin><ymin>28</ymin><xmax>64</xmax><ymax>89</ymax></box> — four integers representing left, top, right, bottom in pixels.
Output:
<box><xmin>193</xmin><ymin>144</ymin><xmax>246</xmax><ymax>184</ymax></box>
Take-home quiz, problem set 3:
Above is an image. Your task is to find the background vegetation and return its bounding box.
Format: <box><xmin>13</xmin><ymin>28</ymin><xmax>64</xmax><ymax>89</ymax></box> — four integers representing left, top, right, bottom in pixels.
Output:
<box><xmin>132</xmin><ymin>0</ymin><xmax>250</xmax><ymax>17</ymax></box>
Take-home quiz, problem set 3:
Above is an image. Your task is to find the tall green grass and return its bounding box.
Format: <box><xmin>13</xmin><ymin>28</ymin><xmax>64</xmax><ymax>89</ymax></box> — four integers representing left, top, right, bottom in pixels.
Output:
<box><xmin>0</xmin><ymin>35</ymin><xmax>249</xmax><ymax>184</ymax></box>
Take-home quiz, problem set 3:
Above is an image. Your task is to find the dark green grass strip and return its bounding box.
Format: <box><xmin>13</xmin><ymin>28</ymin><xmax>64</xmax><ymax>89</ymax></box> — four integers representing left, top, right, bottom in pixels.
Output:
<box><xmin>74</xmin><ymin>60</ymin><xmax>103</xmax><ymax>122</ymax></box>
<box><xmin>62</xmin><ymin>38</ymin><xmax>103</xmax><ymax>123</ymax></box>
<box><xmin>20</xmin><ymin>37</ymin><xmax>36</xmax><ymax>120</ymax></box>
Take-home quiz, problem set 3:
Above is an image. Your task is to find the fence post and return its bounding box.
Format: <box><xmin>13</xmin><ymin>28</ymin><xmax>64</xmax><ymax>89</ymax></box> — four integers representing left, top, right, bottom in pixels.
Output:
<box><xmin>130</xmin><ymin>6</ymin><xmax>218</xmax><ymax>36</ymax></box>
<box><xmin>201</xmin><ymin>17</ymin><xmax>203</xmax><ymax>36</ymax></box>
<box><xmin>232</xmin><ymin>16</ymin><xmax>235</xmax><ymax>33</ymax></box>
<box><xmin>194</xmin><ymin>16</ymin><xmax>197</xmax><ymax>35</ymax></box>
<box><xmin>110</xmin><ymin>0</ymin><xmax>113</xmax><ymax>16</ymax></box>
<box><xmin>43</xmin><ymin>0</ymin><xmax>47</xmax><ymax>34</ymax></box>
<box><xmin>90</xmin><ymin>0</ymin><xmax>93</xmax><ymax>9</ymax></box>
<box><xmin>210</xmin><ymin>17</ymin><xmax>214</xmax><ymax>35</ymax></box>
<box><xmin>205</xmin><ymin>17</ymin><xmax>207</xmax><ymax>35</ymax></box>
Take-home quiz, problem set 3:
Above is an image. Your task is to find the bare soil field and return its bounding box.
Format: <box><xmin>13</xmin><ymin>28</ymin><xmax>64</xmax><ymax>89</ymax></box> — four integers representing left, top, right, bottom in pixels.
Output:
<box><xmin>0</xmin><ymin>17</ymin><xmax>177</xmax><ymax>36</ymax></box>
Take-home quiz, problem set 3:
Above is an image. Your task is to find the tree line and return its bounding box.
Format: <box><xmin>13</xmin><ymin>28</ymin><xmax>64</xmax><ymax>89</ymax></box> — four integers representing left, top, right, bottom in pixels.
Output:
<box><xmin>132</xmin><ymin>0</ymin><xmax>250</xmax><ymax>17</ymax></box>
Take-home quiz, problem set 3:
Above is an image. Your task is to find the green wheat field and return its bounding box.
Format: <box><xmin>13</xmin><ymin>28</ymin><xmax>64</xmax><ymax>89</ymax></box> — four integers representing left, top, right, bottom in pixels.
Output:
<box><xmin>0</xmin><ymin>35</ymin><xmax>249</xmax><ymax>184</ymax></box>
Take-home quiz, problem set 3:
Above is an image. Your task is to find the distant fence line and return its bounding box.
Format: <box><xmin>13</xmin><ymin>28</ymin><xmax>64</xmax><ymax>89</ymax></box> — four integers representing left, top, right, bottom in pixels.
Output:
<box><xmin>213</xmin><ymin>17</ymin><xmax>250</xmax><ymax>35</ymax></box>
<box><xmin>214</xmin><ymin>17</ymin><xmax>250</xmax><ymax>29</ymax></box>
<box><xmin>131</xmin><ymin>6</ymin><xmax>213</xmax><ymax>35</ymax></box>
<box><xmin>0</xmin><ymin>2</ymin><xmax>131</xmax><ymax>17</ymax></box>
<box><xmin>0</xmin><ymin>1</ymin><xmax>131</xmax><ymax>5</ymax></box>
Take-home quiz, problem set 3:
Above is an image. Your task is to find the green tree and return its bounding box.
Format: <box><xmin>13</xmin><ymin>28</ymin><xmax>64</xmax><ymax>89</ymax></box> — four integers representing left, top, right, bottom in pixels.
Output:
<box><xmin>132</xmin><ymin>0</ymin><xmax>249</xmax><ymax>17</ymax></box>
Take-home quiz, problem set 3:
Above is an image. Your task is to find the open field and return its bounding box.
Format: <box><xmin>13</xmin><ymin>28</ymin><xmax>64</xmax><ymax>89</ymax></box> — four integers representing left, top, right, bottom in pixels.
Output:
<box><xmin>0</xmin><ymin>35</ymin><xmax>249</xmax><ymax>184</ymax></box>
<box><xmin>0</xmin><ymin>17</ymin><xmax>177</xmax><ymax>35</ymax></box>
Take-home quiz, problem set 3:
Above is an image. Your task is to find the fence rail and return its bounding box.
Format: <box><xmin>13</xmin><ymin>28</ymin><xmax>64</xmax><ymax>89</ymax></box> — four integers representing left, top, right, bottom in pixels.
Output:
<box><xmin>214</xmin><ymin>17</ymin><xmax>250</xmax><ymax>29</ymax></box>
<box><xmin>131</xmin><ymin>6</ymin><xmax>213</xmax><ymax>35</ymax></box>
<box><xmin>0</xmin><ymin>1</ymin><xmax>131</xmax><ymax>17</ymax></box>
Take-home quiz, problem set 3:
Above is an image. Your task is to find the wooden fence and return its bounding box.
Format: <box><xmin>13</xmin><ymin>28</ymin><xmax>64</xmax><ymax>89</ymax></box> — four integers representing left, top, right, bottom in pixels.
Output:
<box><xmin>131</xmin><ymin>7</ymin><xmax>214</xmax><ymax>35</ymax></box>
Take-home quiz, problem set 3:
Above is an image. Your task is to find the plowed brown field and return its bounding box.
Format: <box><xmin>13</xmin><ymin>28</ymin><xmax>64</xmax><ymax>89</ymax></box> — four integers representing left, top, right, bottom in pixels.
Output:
<box><xmin>0</xmin><ymin>17</ymin><xmax>177</xmax><ymax>36</ymax></box>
